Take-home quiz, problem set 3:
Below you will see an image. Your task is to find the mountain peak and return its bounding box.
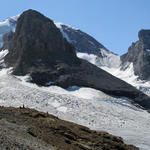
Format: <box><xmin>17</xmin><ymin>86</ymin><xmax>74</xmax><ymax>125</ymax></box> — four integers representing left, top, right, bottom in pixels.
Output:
<box><xmin>121</xmin><ymin>29</ymin><xmax>150</xmax><ymax>80</ymax></box>
<box><xmin>19</xmin><ymin>9</ymin><xmax>50</xmax><ymax>22</ymax></box>
<box><xmin>138</xmin><ymin>29</ymin><xmax>150</xmax><ymax>42</ymax></box>
<box><xmin>5</xmin><ymin>9</ymin><xmax>78</xmax><ymax>74</ymax></box>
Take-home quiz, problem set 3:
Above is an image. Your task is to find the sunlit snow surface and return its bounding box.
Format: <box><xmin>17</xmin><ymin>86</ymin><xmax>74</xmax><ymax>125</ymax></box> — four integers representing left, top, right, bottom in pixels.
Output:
<box><xmin>0</xmin><ymin>67</ymin><xmax>149</xmax><ymax>150</ymax></box>
<box><xmin>77</xmin><ymin>52</ymin><xmax>150</xmax><ymax>97</ymax></box>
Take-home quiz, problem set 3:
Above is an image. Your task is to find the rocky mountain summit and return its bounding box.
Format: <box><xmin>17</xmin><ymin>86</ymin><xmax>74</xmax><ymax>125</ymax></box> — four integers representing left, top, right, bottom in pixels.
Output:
<box><xmin>121</xmin><ymin>30</ymin><xmax>150</xmax><ymax>80</ymax></box>
<box><xmin>55</xmin><ymin>23</ymin><xmax>107</xmax><ymax>56</ymax></box>
<box><xmin>55</xmin><ymin>22</ymin><xmax>121</xmax><ymax>68</ymax></box>
<box><xmin>1</xmin><ymin>9</ymin><xmax>150</xmax><ymax>110</ymax></box>
<box><xmin>4</xmin><ymin>10</ymin><xmax>78</xmax><ymax>75</ymax></box>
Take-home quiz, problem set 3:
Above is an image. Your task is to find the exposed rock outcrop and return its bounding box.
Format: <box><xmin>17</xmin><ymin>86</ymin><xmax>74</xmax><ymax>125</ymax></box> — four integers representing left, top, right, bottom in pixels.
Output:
<box><xmin>56</xmin><ymin>23</ymin><xmax>107</xmax><ymax>56</ymax></box>
<box><xmin>121</xmin><ymin>29</ymin><xmax>150</xmax><ymax>80</ymax></box>
<box><xmin>55</xmin><ymin>23</ymin><xmax>121</xmax><ymax>68</ymax></box>
<box><xmin>4</xmin><ymin>9</ymin><xmax>150</xmax><ymax>110</ymax></box>
<box><xmin>4</xmin><ymin>10</ymin><xmax>78</xmax><ymax>75</ymax></box>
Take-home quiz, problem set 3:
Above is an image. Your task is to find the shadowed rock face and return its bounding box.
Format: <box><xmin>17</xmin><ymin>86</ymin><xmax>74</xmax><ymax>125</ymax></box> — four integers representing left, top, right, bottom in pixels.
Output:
<box><xmin>4</xmin><ymin>9</ymin><xmax>150</xmax><ymax>110</ymax></box>
<box><xmin>121</xmin><ymin>30</ymin><xmax>150</xmax><ymax>80</ymax></box>
<box><xmin>1</xmin><ymin>31</ymin><xmax>14</xmax><ymax>50</ymax></box>
<box><xmin>59</xmin><ymin>24</ymin><xmax>107</xmax><ymax>57</ymax></box>
<box><xmin>5</xmin><ymin>9</ymin><xmax>78</xmax><ymax>75</ymax></box>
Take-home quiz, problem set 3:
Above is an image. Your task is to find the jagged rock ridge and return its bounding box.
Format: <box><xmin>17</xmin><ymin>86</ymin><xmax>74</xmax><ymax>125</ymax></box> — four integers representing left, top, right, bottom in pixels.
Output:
<box><xmin>121</xmin><ymin>29</ymin><xmax>150</xmax><ymax>80</ymax></box>
<box><xmin>3</xmin><ymin>9</ymin><xmax>150</xmax><ymax>110</ymax></box>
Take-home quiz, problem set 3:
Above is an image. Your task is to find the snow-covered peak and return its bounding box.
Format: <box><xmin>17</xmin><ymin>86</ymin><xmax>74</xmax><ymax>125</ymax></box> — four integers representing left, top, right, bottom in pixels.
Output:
<box><xmin>0</xmin><ymin>14</ymin><xmax>19</xmax><ymax>28</ymax></box>
<box><xmin>8</xmin><ymin>15</ymin><xmax>20</xmax><ymax>21</ymax></box>
<box><xmin>0</xmin><ymin>15</ymin><xmax>19</xmax><ymax>48</ymax></box>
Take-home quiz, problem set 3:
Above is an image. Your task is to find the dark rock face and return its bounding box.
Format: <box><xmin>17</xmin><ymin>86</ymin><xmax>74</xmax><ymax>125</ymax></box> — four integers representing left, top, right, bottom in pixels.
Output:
<box><xmin>1</xmin><ymin>31</ymin><xmax>14</xmax><ymax>50</ymax></box>
<box><xmin>5</xmin><ymin>9</ymin><xmax>78</xmax><ymax>75</ymax></box>
<box><xmin>4</xmin><ymin>10</ymin><xmax>150</xmax><ymax>110</ymax></box>
<box><xmin>121</xmin><ymin>30</ymin><xmax>150</xmax><ymax>80</ymax></box>
<box><xmin>59</xmin><ymin>24</ymin><xmax>113</xmax><ymax>57</ymax></box>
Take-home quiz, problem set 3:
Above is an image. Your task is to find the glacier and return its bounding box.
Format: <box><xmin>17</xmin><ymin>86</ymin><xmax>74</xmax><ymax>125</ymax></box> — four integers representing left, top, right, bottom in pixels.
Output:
<box><xmin>0</xmin><ymin>66</ymin><xmax>150</xmax><ymax>150</ymax></box>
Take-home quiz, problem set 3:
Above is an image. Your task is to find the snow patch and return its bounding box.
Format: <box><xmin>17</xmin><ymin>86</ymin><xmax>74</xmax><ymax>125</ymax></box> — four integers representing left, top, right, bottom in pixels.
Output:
<box><xmin>101</xmin><ymin>63</ymin><xmax>150</xmax><ymax>97</ymax></box>
<box><xmin>146</xmin><ymin>49</ymin><xmax>150</xmax><ymax>52</ymax></box>
<box><xmin>77</xmin><ymin>50</ymin><xmax>121</xmax><ymax>68</ymax></box>
<box><xmin>0</xmin><ymin>49</ymin><xmax>9</xmax><ymax>66</ymax></box>
<box><xmin>57</xmin><ymin>107</ymin><xmax>67</xmax><ymax>113</ymax></box>
<box><xmin>55</xmin><ymin>22</ymin><xmax>72</xmax><ymax>43</ymax></box>
<box><xmin>77</xmin><ymin>52</ymin><xmax>98</xmax><ymax>65</ymax></box>
<box><xmin>55</xmin><ymin>22</ymin><xmax>78</xmax><ymax>31</ymax></box>
<box><xmin>51</xmin><ymin>101</ymin><xmax>61</xmax><ymax>107</ymax></box>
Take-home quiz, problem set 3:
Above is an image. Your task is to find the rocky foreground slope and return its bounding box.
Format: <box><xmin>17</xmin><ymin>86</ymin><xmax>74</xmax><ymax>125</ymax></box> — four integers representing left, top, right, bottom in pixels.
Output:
<box><xmin>2</xmin><ymin>9</ymin><xmax>150</xmax><ymax>110</ymax></box>
<box><xmin>0</xmin><ymin>106</ymin><xmax>138</xmax><ymax>150</ymax></box>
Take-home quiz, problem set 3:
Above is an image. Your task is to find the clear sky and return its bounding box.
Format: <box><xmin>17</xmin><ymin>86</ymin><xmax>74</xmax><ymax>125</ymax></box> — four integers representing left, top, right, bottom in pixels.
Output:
<box><xmin>0</xmin><ymin>0</ymin><xmax>150</xmax><ymax>55</ymax></box>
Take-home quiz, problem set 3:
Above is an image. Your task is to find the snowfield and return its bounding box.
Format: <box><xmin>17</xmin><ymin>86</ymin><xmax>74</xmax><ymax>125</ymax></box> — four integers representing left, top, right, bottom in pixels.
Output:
<box><xmin>0</xmin><ymin>67</ymin><xmax>150</xmax><ymax>150</ymax></box>
<box><xmin>77</xmin><ymin>51</ymin><xmax>150</xmax><ymax>97</ymax></box>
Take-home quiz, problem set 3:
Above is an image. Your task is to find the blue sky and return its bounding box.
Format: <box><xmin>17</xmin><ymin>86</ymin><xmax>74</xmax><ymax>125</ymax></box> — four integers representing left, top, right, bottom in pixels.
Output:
<box><xmin>1</xmin><ymin>0</ymin><xmax>150</xmax><ymax>55</ymax></box>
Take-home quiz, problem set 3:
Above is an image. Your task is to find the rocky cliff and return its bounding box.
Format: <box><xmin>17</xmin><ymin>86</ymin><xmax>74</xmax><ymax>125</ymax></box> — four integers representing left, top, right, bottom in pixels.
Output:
<box><xmin>55</xmin><ymin>23</ymin><xmax>107</xmax><ymax>56</ymax></box>
<box><xmin>55</xmin><ymin>23</ymin><xmax>120</xmax><ymax>68</ymax></box>
<box><xmin>121</xmin><ymin>30</ymin><xmax>150</xmax><ymax>80</ymax></box>
<box><xmin>4</xmin><ymin>10</ymin><xmax>78</xmax><ymax>75</ymax></box>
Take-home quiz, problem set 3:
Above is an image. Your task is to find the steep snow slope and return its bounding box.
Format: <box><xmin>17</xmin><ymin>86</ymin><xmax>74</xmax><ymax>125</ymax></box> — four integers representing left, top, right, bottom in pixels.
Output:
<box><xmin>76</xmin><ymin>51</ymin><xmax>150</xmax><ymax>96</ymax></box>
<box><xmin>0</xmin><ymin>50</ymin><xmax>150</xmax><ymax>150</ymax></box>
<box><xmin>77</xmin><ymin>50</ymin><xmax>121</xmax><ymax>68</ymax></box>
